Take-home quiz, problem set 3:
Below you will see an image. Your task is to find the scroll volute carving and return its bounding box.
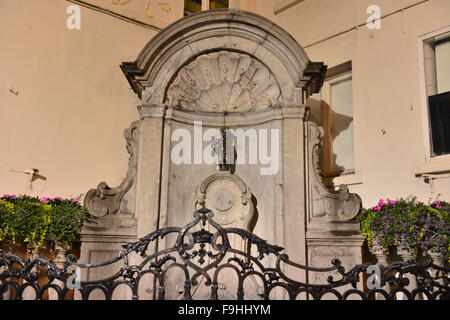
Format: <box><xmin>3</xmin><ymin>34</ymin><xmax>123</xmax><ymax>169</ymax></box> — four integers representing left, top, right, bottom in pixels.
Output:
<box><xmin>84</xmin><ymin>122</ymin><xmax>139</xmax><ymax>218</ymax></box>
<box><xmin>308</xmin><ymin>122</ymin><xmax>362</xmax><ymax>222</ymax></box>
<box><xmin>167</xmin><ymin>51</ymin><xmax>281</xmax><ymax>113</ymax></box>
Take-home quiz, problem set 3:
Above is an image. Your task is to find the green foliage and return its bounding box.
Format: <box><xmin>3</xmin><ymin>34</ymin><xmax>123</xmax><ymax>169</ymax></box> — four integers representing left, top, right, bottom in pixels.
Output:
<box><xmin>358</xmin><ymin>197</ymin><xmax>450</xmax><ymax>261</ymax></box>
<box><xmin>0</xmin><ymin>194</ymin><xmax>89</xmax><ymax>250</ymax></box>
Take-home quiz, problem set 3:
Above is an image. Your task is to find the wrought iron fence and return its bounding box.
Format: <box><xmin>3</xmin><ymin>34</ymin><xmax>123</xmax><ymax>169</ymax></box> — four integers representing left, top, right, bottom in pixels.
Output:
<box><xmin>1</xmin><ymin>208</ymin><xmax>449</xmax><ymax>300</ymax></box>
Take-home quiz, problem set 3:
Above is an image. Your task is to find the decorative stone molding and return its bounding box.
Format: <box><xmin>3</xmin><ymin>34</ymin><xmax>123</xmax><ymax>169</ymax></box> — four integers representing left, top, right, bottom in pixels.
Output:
<box><xmin>428</xmin><ymin>251</ymin><xmax>445</xmax><ymax>267</ymax></box>
<box><xmin>428</xmin><ymin>251</ymin><xmax>447</xmax><ymax>286</ymax></box>
<box><xmin>84</xmin><ymin>121</ymin><xmax>140</xmax><ymax>217</ymax></box>
<box><xmin>192</xmin><ymin>172</ymin><xmax>263</xmax><ymax>299</ymax></box>
<box><xmin>52</xmin><ymin>244</ymin><xmax>69</xmax><ymax>268</ymax></box>
<box><xmin>140</xmin><ymin>87</ymin><xmax>154</xmax><ymax>106</ymax></box>
<box><xmin>138</xmin><ymin>103</ymin><xmax>166</xmax><ymax>119</ymax></box>
<box><xmin>164</xmin><ymin>105</ymin><xmax>307</xmax><ymax>127</ymax></box>
<box><xmin>121</xmin><ymin>9</ymin><xmax>326</xmax><ymax>108</ymax></box>
<box><xmin>397</xmin><ymin>241</ymin><xmax>415</xmax><ymax>261</ymax></box>
<box><xmin>194</xmin><ymin>172</ymin><xmax>254</xmax><ymax>230</ymax></box>
<box><xmin>307</xmin><ymin>122</ymin><xmax>362</xmax><ymax>222</ymax></box>
<box><xmin>167</xmin><ymin>51</ymin><xmax>281</xmax><ymax>113</ymax></box>
<box><xmin>49</xmin><ymin>244</ymin><xmax>69</xmax><ymax>300</ymax></box>
<box><xmin>397</xmin><ymin>241</ymin><xmax>418</xmax><ymax>297</ymax></box>
<box><xmin>303</xmin><ymin>62</ymin><xmax>328</xmax><ymax>98</ymax></box>
<box><xmin>372</xmin><ymin>242</ymin><xmax>390</xmax><ymax>266</ymax></box>
<box><xmin>22</xmin><ymin>246</ymin><xmax>41</xmax><ymax>300</ymax></box>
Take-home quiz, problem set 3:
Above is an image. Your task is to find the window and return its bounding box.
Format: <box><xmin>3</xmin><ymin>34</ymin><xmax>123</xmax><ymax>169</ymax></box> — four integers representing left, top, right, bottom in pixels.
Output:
<box><xmin>184</xmin><ymin>0</ymin><xmax>229</xmax><ymax>15</ymax></box>
<box><xmin>321</xmin><ymin>62</ymin><xmax>355</xmax><ymax>177</ymax></box>
<box><xmin>423</xmin><ymin>32</ymin><xmax>450</xmax><ymax>157</ymax></box>
<box><xmin>306</xmin><ymin>61</ymin><xmax>360</xmax><ymax>187</ymax></box>
<box><xmin>185</xmin><ymin>0</ymin><xmax>202</xmax><ymax>14</ymax></box>
<box><xmin>209</xmin><ymin>0</ymin><xmax>229</xmax><ymax>9</ymax></box>
<box><xmin>429</xmin><ymin>92</ymin><xmax>450</xmax><ymax>156</ymax></box>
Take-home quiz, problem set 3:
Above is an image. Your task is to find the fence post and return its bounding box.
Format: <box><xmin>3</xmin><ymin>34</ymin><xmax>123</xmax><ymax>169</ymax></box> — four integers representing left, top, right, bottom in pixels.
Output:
<box><xmin>429</xmin><ymin>251</ymin><xmax>446</xmax><ymax>286</ymax></box>
<box><xmin>397</xmin><ymin>242</ymin><xmax>419</xmax><ymax>300</ymax></box>
<box><xmin>0</xmin><ymin>264</ymin><xmax>9</xmax><ymax>300</ymax></box>
<box><xmin>1</xmin><ymin>244</ymin><xmax>13</xmax><ymax>300</ymax></box>
<box><xmin>49</xmin><ymin>244</ymin><xmax>69</xmax><ymax>300</ymax></box>
<box><xmin>372</xmin><ymin>242</ymin><xmax>390</xmax><ymax>300</ymax></box>
<box><xmin>22</xmin><ymin>245</ymin><xmax>40</xmax><ymax>300</ymax></box>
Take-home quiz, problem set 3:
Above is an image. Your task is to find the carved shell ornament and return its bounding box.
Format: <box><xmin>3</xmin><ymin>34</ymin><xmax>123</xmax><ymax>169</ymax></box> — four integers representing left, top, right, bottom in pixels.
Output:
<box><xmin>167</xmin><ymin>51</ymin><xmax>281</xmax><ymax>113</ymax></box>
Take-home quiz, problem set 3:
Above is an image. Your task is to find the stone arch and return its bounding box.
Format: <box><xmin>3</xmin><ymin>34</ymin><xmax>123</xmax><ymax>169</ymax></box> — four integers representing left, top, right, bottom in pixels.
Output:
<box><xmin>121</xmin><ymin>9</ymin><xmax>326</xmax><ymax>109</ymax></box>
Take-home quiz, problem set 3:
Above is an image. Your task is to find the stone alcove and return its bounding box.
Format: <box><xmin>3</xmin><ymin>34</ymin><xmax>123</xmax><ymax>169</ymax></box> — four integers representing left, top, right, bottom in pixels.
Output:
<box><xmin>80</xmin><ymin>9</ymin><xmax>364</xmax><ymax>299</ymax></box>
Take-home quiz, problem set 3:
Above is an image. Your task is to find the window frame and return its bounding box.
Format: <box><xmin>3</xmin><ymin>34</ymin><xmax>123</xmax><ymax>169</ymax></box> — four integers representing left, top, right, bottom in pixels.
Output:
<box><xmin>184</xmin><ymin>0</ymin><xmax>230</xmax><ymax>15</ymax></box>
<box><xmin>417</xmin><ymin>26</ymin><xmax>450</xmax><ymax>175</ymax></box>
<box><xmin>319</xmin><ymin>62</ymin><xmax>362</xmax><ymax>187</ymax></box>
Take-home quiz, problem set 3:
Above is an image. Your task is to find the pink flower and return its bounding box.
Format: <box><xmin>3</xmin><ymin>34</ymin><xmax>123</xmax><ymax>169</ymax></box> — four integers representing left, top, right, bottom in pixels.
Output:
<box><xmin>11</xmin><ymin>195</ymin><xmax>17</xmax><ymax>199</ymax></box>
<box><xmin>40</xmin><ymin>197</ymin><xmax>50</xmax><ymax>203</ymax></box>
<box><xmin>373</xmin><ymin>206</ymin><xmax>382</xmax><ymax>212</ymax></box>
<box><xmin>378</xmin><ymin>199</ymin><xmax>385</xmax><ymax>207</ymax></box>
<box><xmin>433</xmin><ymin>201</ymin><xmax>442</xmax><ymax>208</ymax></box>
<box><xmin>71</xmin><ymin>199</ymin><xmax>79</xmax><ymax>204</ymax></box>
<box><xmin>389</xmin><ymin>200</ymin><xmax>397</xmax><ymax>205</ymax></box>
<box><xmin>2</xmin><ymin>194</ymin><xmax>9</xmax><ymax>198</ymax></box>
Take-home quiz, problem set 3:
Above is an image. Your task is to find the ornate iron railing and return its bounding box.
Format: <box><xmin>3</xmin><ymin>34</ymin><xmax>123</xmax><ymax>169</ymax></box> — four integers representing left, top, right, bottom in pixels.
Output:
<box><xmin>1</xmin><ymin>209</ymin><xmax>449</xmax><ymax>300</ymax></box>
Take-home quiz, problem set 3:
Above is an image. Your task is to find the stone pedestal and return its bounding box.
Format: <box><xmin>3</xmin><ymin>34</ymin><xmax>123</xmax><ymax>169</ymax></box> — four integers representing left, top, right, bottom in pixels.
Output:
<box><xmin>0</xmin><ymin>243</ymin><xmax>14</xmax><ymax>300</ymax></box>
<box><xmin>49</xmin><ymin>244</ymin><xmax>69</xmax><ymax>300</ymax></box>
<box><xmin>429</xmin><ymin>251</ymin><xmax>446</xmax><ymax>286</ymax></box>
<box><xmin>76</xmin><ymin>215</ymin><xmax>137</xmax><ymax>300</ymax></box>
<box><xmin>372</xmin><ymin>242</ymin><xmax>390</xmax><ymax>299</ymax></box>
<box><xmin>305</xmin><ymin>121</ymin><xmax>363</xmax><ymax>300</ymax></box>
<box><xmin>397</xmin><ymin>242</ymin><xmax>418</xmax><ymax>300</ymax></box>
<box><xmin>307</xmin><ymin>222</ymin><xmax>365</xmax><ymax>295</ymax></box>
<box><xmin>22</xmin><ymin>246</ymin><xmax>40</xmax><ymax>300</ymax></box>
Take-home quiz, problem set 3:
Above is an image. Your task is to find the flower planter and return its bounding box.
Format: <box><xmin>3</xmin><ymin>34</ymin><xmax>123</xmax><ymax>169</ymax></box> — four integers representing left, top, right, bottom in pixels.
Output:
<box><xmin>371</xmin><ymin>240</ymin><xmax>390</xmax><ymax>265</ymax></box>
<box><xmin>359</xmin><ymin>198</ymin><xmax>449</xmax><ymax>264</ymax></box>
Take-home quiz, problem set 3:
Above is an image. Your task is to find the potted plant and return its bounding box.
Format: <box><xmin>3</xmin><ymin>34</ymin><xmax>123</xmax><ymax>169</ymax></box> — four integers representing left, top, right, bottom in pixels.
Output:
<box><xmin>0</xmin><ymin>194</ymin><xmax>89</xmax><ymax>256</ymax></box>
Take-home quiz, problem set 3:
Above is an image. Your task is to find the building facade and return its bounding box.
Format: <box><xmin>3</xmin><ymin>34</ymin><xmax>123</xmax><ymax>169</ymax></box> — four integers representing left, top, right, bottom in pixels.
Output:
<box><xmin>1</xmin><ymin>0</ymin><xmax>450</xmax><ymax>301</ymax></box>
<box><xmin>1</xmin><ymin>0</ymin><xmax>449</xmax><ymax>209</ymax></box>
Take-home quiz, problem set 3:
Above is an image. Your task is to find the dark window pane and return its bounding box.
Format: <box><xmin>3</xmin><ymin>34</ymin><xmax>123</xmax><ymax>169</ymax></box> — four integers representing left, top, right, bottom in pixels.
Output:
<box><xmin>210</xmin><ymin>0</ymin><xmax>229</xmax><ymax>9</ymax></box>
<box><xmin>185</xmin><ymin>0</ymin><xmax>202</xmax><ymax>14</ymax></box>
<box><xmin>429</xmin><ymin>91</ymin><xmax>450</xmax><ymax>156</ymax></box>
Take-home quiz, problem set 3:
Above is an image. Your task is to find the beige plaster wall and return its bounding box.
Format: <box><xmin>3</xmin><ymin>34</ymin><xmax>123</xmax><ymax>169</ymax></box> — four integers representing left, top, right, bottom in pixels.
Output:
<box><xmin>1</xmin><ymin>0</ymin><xmax>449</xmax><ymax>209</ymax></box>
<box><xmin>257</xmin><ymin>0</ymin><xmax>450</xmax><ymax>207</ymax></box>
<box><xmin>0</xmin><ymin>0</ymin><xmax>157</xmax><ymax>198</ymax></box>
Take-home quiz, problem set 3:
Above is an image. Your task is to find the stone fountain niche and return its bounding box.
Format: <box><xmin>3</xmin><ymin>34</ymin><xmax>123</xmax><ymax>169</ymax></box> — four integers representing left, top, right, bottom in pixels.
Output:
<box><xmin>80</xmin><ymin>10</ymin><xmax>364</xmax><ymax>299</ymax></box>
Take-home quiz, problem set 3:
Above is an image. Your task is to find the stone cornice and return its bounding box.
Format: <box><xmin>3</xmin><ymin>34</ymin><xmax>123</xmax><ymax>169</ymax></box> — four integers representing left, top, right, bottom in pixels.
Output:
<box><xmin>164</xmin><ymin>105</ymin><xmax>308</xmax><ymax>127</ymax></box>
<box><xmin>121</xmin><ymin>9</ymin><xmax>326</xmax><ymax>107</ymax></box>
